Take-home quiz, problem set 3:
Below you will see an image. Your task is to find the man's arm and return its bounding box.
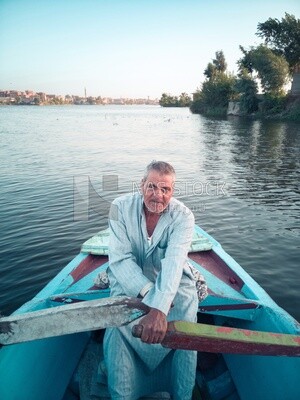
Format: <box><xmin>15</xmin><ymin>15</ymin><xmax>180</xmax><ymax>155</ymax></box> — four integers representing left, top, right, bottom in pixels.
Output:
<box><xmin>108</xmin><ymin>201</ymin><xmax>152</xmax><ymax>297</ymax></box>
<box><xmin>140</xmin><ymin>208</ymin><xmax>195</xmax><ymax>344</ymax></box>
<box><xmin>142</xmin><ymin>209</ymin><xmax>195</xmax><ymax>315</ymax></box>
<box><xmin>110</xmin><ymin>210</ymin><xmax>164</xmax><ymax>344</ymax></box>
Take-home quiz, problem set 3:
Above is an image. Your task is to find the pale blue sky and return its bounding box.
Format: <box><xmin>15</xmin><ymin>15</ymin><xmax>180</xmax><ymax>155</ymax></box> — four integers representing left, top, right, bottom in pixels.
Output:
<box><xmin>0</xmin><ymin>0</ymin><xmax>299</xmax><ymax>98</ymax></box>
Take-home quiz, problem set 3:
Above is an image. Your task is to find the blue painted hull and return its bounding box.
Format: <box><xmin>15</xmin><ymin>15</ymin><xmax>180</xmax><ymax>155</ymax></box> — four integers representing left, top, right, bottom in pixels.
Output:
<box><xmin>0</xmin><ymin>225</ymin><xmax>299</xmax><ymax>400</ymax></box>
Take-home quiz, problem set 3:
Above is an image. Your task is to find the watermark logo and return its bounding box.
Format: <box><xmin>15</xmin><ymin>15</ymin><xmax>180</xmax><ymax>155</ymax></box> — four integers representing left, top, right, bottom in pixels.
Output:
<box><xmin>131</xmin><ymin>180</ymin><xmax>226</xmax><ymax>197</ymax></box>
<box><xmin>73</xmin><ymin>175</ymin><xmax>119</xmax><ymax>221</ymax></box>
<box><xmin>73</xmin><ymin>175</ymin><xmax>227</xmax><ymax>221</ymax></box>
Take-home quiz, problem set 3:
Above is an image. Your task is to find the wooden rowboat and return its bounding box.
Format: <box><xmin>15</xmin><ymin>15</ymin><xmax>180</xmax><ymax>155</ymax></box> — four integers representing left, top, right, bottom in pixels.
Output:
<box><xmin>0</xmin><ymin>225</ymin><xmax>299</xmax><ymax>400</ymax></box>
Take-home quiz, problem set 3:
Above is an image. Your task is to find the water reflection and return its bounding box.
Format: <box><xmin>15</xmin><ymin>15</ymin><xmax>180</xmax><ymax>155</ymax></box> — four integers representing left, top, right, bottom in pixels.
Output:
<box><xmin>214</xmin><ymin>119</ymin><xmax>300</xmax><ymax>214</ymax></box>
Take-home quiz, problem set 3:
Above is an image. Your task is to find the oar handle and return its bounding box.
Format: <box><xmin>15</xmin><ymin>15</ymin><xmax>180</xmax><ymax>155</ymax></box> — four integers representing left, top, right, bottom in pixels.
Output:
<box><xmin>133</xmin><ymin>320</ymin><xmax>300</xmax><ymax>357</ymax></box>
<box><xmin>132</xmin><ymin>324</ymin><xmax>143</xmax><ymax>338</ymax></box>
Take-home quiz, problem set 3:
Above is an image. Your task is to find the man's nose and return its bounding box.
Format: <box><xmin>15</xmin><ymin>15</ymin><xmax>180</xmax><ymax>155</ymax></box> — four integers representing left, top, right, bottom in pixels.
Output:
<box><xmin>152</xmin><ymin>187</ymin><xmax>164</xmax><ymax>196</ymax></box>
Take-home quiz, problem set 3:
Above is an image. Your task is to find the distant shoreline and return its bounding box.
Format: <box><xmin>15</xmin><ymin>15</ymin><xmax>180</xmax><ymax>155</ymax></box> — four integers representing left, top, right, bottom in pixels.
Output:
<box><xmin>0</xmin><ymin>102</ymin><xmax>160</xmax><ymax>107</ymax></box>
<box><xmin>0</xmin><ymin>89</ymin><xmax>159</xmax><ymax>106</ymax></box>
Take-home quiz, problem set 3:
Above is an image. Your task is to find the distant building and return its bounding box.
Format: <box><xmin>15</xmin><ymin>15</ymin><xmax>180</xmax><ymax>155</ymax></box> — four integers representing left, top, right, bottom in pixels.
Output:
<box><xmin>112</xmin><ymin>98</ymin><xmax>125</xmax><ymax>105</ymax></box>
<box><xmin>37</xmin><ymin>92</ymin><xmax>47</xmax><ymax>102</ymax></box>
<box><xmin>25</xmin><ymin>90</ymin><xmax>35</xmax><ymax>97</ymax></box>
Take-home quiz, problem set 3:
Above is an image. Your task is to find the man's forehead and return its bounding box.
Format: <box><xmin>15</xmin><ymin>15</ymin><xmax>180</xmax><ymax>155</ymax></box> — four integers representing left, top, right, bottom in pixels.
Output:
<box><xmin>145</xmin><ymin>172</ymin><xmax>175</xmax><ymax>185</ymax></box>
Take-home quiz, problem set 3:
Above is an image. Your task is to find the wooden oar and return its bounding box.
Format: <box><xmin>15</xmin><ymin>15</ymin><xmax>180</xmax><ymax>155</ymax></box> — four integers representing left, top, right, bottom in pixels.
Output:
<box><xmin>0</xmin><ymin>296</ymin><xmax>148</xmax><ymax>346</ymax></box>
<box><xmin>1</xmin><ymin>297</ymin><xmax>299</xmax><ymax>357</ymax></box>
<box><xmin>132</xmin><ymin>321</ymin><xmax>300</xmax><ymax>357</ymax></box>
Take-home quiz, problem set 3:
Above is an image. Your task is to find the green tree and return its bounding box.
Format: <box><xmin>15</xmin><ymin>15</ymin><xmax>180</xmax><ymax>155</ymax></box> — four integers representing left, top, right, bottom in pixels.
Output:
<box><xmin>204</xmin><ymin>50</ymin><xmax>227</xmax><ymax>79</ymax></box>
<box><xmin>213</xmin><ymin>50</ymin><xmax>227</xmax><ymax>72</ymax></box>
<box><xmin>235</xmin><ymin>68</ymin><xmax>259</xmax><ymax>114</ymax></box>
<box><xmin>256</xmin><ymin>13</ymin><xmax>300</xmax><ymax>74</ymax></box>
<box><xmin>190</xmin><ymin>73</ymin><xmax>236</xmax><ymax>116</ymax></box>
<box><xmin>238</xmin><ymin>45</ymin><xmax>289</xmax><ymax>95</ymax></box>
<box><xmin>192</xmin><ymin>51</ymin><xmax>235</xmax><ymax>116</ymax></box>
<box><xmin>159</xmin><ymin>93</ymin><xmax>178</xmax><ymax>107</ymax></box>
<box><xmin>159</xmin><ymin>93</ymin><xmax>191</xmax><ymax>107</ymax></box>
<box><xmin>178</xmin><ymin>92</ymin><xmax>191</xmax><ymax>107</ymax></box>
<box><xmin>204</xmin><ymin>62</ymin><xmax>217</xmax><ymax>80</ymax></box>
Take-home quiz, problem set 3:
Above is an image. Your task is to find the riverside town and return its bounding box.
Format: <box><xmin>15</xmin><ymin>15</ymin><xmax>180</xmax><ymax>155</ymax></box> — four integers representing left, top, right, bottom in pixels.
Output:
<box><xmin>0</xmin><ymin>89</ymin><xmax>159</xmax><ymax>106</ymax></box>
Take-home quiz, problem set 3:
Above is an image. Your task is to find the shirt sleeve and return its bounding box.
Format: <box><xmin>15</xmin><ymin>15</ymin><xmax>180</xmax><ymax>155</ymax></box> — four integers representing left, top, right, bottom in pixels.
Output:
<box><xmin>108</xmin><ymin>200</ymin><xmax>151</xmax><ymax>297</ymax></box>
<box><xmin>142</xmin><ymin>209</ymin><xmax>195</xmax><ymax>315</ymax></box>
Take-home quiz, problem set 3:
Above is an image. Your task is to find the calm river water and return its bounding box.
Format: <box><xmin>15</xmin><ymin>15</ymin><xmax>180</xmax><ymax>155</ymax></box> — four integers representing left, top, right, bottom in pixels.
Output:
<box><xmin>0</xmin><ymin>105</ymin><xmax>299</xmax><ymax>320</ymax></box>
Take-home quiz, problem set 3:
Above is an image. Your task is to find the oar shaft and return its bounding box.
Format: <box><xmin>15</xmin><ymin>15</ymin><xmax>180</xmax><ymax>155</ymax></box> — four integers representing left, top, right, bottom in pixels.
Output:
<box><xmin>132</xmin><ymin>321</ymin><xmax>300</xmax><ymax>357</ymax></box>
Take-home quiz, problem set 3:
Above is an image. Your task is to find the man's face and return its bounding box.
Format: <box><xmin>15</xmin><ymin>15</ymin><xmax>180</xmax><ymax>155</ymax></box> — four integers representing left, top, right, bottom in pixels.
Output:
<box><xmin>141</xmin><ymin>170</ymin><xmax>174</xmax><ymax>214</ymax></box>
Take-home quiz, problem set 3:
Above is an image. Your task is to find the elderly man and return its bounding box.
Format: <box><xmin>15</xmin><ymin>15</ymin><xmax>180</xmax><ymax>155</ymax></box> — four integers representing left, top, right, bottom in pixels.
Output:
<box><xmin>103</xmin><ymin>161</ymin><xmax>198</xmax><ymax>400</ymax></box>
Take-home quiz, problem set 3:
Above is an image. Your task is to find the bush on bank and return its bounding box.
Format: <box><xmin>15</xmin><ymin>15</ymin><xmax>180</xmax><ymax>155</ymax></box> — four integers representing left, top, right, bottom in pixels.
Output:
<box><xmin>190</xmin><ymin>89</ymin><xmax>300</xmax><ymax>121</ymax></box>
<box><xmin>190</xmin><ymin>73</ymin><xmax>236</xmax><ymax>117</ymax></box>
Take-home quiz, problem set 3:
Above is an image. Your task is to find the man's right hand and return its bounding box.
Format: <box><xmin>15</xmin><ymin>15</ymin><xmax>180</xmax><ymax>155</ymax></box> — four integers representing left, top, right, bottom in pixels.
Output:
<box><xmin>138</xmin><ymin>308</ymin><xmax>167</xmax><ymax>344</ymax></box>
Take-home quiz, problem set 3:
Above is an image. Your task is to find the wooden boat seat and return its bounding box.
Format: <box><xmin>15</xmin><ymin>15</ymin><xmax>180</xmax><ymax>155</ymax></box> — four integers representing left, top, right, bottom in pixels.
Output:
<box><xmin>198</xmin><ymin>291</ymin><xmax>261</xmax><ymax>321</ymax></box>
<box><xmin>81</xmin><ymin>228</ymin><xmax>213</xmax><ymax>255</ymax></box>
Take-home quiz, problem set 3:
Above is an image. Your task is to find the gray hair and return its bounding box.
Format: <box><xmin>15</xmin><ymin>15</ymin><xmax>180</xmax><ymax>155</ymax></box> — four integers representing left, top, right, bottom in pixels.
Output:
<box><xmin>143</xmin><ymin>160</ymin><xmax>176</xmax><ymax>181</ymax></box>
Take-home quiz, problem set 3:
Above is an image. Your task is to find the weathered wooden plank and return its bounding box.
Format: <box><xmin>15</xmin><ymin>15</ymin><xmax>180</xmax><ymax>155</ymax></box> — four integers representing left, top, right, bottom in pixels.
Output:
<box><xmin>0</xmin><ymin>296</ymin><xmax>148</xmax><ymax>345</ymax></box>
<box><xmin>133</xmin><ymin>321</ymin><xmax>300</xmax><ymax>357</ymax></box>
